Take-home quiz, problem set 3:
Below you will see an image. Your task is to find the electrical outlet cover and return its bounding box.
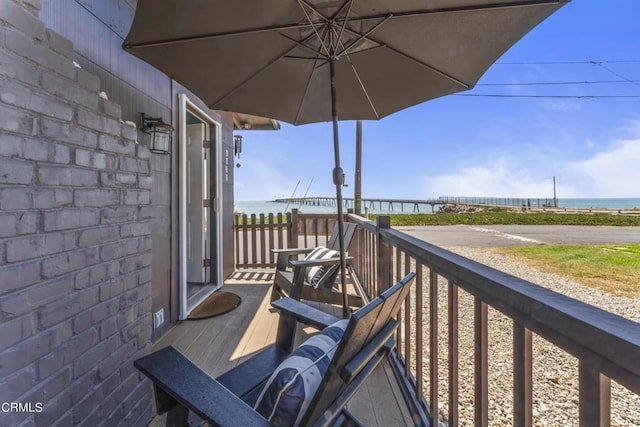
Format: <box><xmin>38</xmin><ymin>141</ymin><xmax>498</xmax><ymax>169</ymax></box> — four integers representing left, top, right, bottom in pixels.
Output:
<box><xmin>153</xmin><ymin>309</ymin><xmax>164</xmax><ymax>329</ymax></box>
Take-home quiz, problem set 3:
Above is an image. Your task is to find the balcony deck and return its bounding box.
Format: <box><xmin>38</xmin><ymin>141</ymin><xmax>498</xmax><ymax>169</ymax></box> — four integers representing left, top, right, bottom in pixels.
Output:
<box><xmin>148</xmin><ymin>271</ymin><xmax>414</xmax><ymax>426</ymax></box>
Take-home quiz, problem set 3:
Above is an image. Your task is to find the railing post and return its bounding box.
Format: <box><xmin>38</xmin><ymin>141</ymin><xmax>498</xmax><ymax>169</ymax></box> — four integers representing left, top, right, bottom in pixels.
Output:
<box><xmin>513</xmin><ymin>322</ymin><xmax>532</xmax><ymax>427</ymax></box>
<box><xmin>289</xmin><ymin>208</ymin><xmax>299</xmax><ymax>248</ymax></box>
<box><xmin>234</xmin><ymin>213</ymin><xmax>240</xmax><ymax>269</ymax></box>
<box><xmin>241</xmin><ymin>213</ymin><xmax>248</xmax><ymax>268</ymax></box>
<box><xmin>376</xmin><ymin>215</ymin><xmax>392</xmax><ymax>294</ymax></box>
<box><xmin>579</xmin><ymin>361</ymin><xmax>611</xmax><ymax>427</ymax></box>
<box><xmin>474</xmin><ymin>298</ymin><xmax>488</xmax><ymax>427</ymax></box>
<box><xmin>448</xmin><ymin>281</ymin><xmax>459</xmax><ymax>427</ymax></box>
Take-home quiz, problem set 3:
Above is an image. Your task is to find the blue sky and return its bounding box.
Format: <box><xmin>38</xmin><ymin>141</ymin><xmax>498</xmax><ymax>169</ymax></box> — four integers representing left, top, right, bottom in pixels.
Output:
<box><xmin>234</xmin><ymin>1</ymin><xmax>640</xmax><ymax>201</ymax></box>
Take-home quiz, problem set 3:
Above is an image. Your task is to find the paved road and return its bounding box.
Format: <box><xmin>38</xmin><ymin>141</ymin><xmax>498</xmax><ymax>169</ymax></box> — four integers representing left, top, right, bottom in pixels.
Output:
<box><xmin>395</xmin><ymin>225</ymin><xmax>640</xmax><ymax>247</ymax></box>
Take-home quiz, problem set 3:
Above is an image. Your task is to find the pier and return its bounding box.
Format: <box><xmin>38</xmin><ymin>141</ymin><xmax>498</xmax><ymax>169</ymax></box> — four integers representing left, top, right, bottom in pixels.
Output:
<box><xmin>275</xmin><ymin>196</ymin><xmax>442</xmax><ymax>212</ymax></box>
<box><xmin>273</xmin><ymin>196</ymin><xmax>561</xmax><ymax>213</ymax></box>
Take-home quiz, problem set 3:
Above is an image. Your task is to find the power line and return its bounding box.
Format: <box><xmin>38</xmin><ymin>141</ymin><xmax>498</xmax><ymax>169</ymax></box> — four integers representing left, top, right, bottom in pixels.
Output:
<box><xmin>478</xmin><ymin>79</ymin><xmax>640</xmax><ymax>86</ymax></box>
<box><xmin>592</xmin><ymin>62</ymin><xmax>640</xmax><ymax>88</ymax></box>
<box><xmin>496</xmin><ymin>59</ymin><xmax>640</xmax><ymax>65</ymax></box>
<box><xmin>458</xmin><ymin>94</ymin><xmax>640</xmax><ymax>99</ymax></box>
<box><xmin>471</xmin><ymin>59</ymin><xmax>640</xmax><ymax>96</ymax></box>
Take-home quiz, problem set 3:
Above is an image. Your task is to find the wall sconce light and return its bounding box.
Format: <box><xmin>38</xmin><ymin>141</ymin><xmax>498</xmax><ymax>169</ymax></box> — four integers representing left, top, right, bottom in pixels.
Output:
<box><xmin>233</xmin><ymin>135</ymin><xmax>242</xmax><ymax>158</ymax></box>
<box><xmin>141</xmin><ymin>113</ymin><xmax>173</xmax><ymax>154</ymax></box>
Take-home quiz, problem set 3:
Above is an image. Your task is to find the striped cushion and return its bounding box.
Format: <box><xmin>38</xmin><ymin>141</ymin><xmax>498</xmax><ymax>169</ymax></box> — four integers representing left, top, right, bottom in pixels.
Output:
<box><xmin>304</xmin><ymin>246</ymin><xmax>340</xmax><ymax>288</ymax></box>
<box><xmin>254</xmin><ymin>319</ymin><xmax>348</xmax><ymax>426</ymax></box>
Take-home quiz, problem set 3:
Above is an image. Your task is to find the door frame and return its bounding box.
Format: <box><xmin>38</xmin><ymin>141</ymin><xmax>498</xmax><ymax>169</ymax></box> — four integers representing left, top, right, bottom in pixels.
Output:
<box><xmin>178</xmin><ymin>93</ymin><xmax>223</xmax><ymax>320</ymax></box>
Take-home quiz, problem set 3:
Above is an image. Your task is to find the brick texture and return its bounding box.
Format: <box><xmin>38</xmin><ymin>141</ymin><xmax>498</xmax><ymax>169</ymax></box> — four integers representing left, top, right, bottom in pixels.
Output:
<box><xmin>0</xmin><ymin>2</ymin><xmax>152</xmax><ymax>425</ymax></box>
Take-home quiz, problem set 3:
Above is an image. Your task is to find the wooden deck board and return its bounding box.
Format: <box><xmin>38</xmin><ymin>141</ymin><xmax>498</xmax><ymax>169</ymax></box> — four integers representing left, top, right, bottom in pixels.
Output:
<box><xmin>148</xmin><ymin>279</ymin><xmax>414</xmax><ymax>426</ymax></box>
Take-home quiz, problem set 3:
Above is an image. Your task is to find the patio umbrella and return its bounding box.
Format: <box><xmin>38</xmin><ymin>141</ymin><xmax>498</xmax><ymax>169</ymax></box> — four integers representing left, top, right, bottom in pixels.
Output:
<box><xmin>123</xmin><ymin>0</ymin><xmax>569</xmax><ymax>316</ymax></box>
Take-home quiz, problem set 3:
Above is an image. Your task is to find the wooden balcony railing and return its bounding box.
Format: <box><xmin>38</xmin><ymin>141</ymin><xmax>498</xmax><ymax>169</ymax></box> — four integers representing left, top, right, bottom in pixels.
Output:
<box><xmin>347</xmin><ymin>213</ymin><xmax>640</xmax><ymax>427</ymax></box>
<box><xmin>233</xmin><ymin>211</ymin><xmax>640</xmax><ymax>426</ymax></box>
<box><xmin>233</xmin><ymin>209</ymin><xmax>339</xmax><ymax>268</ymax></box>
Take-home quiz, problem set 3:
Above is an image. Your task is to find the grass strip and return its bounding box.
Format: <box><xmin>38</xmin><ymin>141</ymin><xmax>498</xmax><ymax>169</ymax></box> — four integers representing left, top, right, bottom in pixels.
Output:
<box><xmin>497</xmin><ymin>244</ymin><xmax>640</xmax><ymax>298</ymax></box>
<box><xmin>379</xmin><ymin>212</ymin><xmax>640</xmax><ymax>227</ymax></box>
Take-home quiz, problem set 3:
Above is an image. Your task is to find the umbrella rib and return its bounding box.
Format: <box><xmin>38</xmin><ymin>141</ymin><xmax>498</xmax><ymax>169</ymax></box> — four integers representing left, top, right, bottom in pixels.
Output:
<box><xmin>335</xmin><ymin>0</ymin><xmax>355</xmax><ymax>54</ymax></box>
<box><xmin>334</xmin><ymin>37</ymin><xmax>380</xmax><ymax>119</ymax></box>
<box><xmin>123</xmin><ymin>21</ymin><xmax>321</xmax><ymax>50</ymax></box>
<box><xmin>331</xmin><ymin>0</ymin><xmax>353</xmax><ymax>21</ymax></box>
<box><xmin>284</xmin><ymin>55</ymin><xmax>325</xmax><ymax>60</ymax></box>
<box><xmin>340</xmin><ymin>44</ymin><xmax>386</xmax><ymax>57</ymax></box>
<box><xmin>297</xmin><ymin>0</ymin><xmax>331</xmax><ymax>58</ymax></box>
<box><xmin>210</xmin><ymin>32</ymin><xmax>322</xmax><ymax>109</ymax></box>
<box><xmin>336</xmin><ymin>14</ymin><xmax>391</xmax><ymax>59</ymax></box>
<box><xmin>294</xmin><ymin>57</ymin><xmax>323</xmax><ymax>124</ymax></box>
<box><xmin>279</xmin><ymin>33</ymin><xmax>329</xmax><ymax>60</ymax></box>
<box><xmin>347</xmin><ymin>61</ymin><xmax>380</xmax><ymax>119</ymax></box>
<box><xmin>312</xmin><ymin>27</ymin><xmax>332</xmax><ymax>68</ymax></box>
<box><xmin>298</xmin><ymin>0</ymin><xmax>330</xmax><ymax>22</ymax></box>
<box><xmin>295</xmin><ymin>26</ymin><xmax>334</xmax><ymax>122</ymax></box>
<box><xmin>335</xmin><ymin>24</ymin><xmax>471</xmax><ymax>89</ymax></box>
<box><xmin>377</xmin><ymin>42</ymin><xmax>470</xmax><ymax>89</ymax></box>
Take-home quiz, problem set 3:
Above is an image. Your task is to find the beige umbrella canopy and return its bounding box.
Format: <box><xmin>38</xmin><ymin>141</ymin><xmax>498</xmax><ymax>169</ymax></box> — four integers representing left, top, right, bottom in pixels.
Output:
<box><xmin>124</xmin><ymin>0</ymin><xmax>569</xmax><ymax>315</ymax></box>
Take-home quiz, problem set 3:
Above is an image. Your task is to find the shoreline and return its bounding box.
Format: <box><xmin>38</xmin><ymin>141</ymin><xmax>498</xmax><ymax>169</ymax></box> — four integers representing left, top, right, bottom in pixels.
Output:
<box><xmin>235</xmin><ymin>198</ymin><xmax>640</xmax><ymax>216</ymax></box>
<box><xmin>437</xmin><ymin>202</ymin><xmax>640</xmax><ymax>215</ymax></box>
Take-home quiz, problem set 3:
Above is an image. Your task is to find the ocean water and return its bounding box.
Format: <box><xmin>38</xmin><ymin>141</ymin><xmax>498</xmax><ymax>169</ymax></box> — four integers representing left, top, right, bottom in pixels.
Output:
<box><xmin>234</xmin><ymin>200</ymin><xmax>339</xmax><ymax>216</ymax></box>
<box><xmin>235</xmin><ymin>198</ymin><xmax>640</xmax><ymax>216</ymax></box>
<box><xmin>557</xmin><ymin>198</ymin><xmax>640</xmax><ymax>209</ymax></box>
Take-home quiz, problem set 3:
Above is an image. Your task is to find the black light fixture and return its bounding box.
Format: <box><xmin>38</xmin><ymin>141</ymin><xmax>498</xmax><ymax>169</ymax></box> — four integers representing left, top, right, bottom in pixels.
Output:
<box><xmin>141</xmin><ymin>113</ymin><xmax>173</xmax><ymax>154</ymax></box>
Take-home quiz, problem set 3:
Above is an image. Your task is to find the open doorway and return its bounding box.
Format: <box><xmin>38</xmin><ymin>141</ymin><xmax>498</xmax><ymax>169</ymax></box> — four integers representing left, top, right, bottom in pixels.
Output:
<box><xmin>178</xmin><ymin>94</ymin><xmax>223</xmax><ymax>319</ymax></box>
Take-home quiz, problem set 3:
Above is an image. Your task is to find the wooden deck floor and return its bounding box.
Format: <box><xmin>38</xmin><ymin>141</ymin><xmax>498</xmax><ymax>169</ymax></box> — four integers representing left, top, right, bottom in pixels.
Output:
<box><xmin>149</xmin><ymin>271</ymin><xmax>414</xmax><ymax>426</ymax></box>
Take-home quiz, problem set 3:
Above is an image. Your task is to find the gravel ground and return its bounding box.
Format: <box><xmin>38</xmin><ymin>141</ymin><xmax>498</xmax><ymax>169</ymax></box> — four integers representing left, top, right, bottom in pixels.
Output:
<box><xmin>406</xmin><ymin>246</ymin><xmax>640</xmax><ymax>427</ymax></box>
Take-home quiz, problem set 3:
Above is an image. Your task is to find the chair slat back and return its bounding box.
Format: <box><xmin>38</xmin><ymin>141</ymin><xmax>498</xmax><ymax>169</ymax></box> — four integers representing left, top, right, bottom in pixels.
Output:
<box><xmin>302</xmin><ymin>272</ymin><xmax>416</xmax><ymax>425</ymax></box>
<box><xmin>327</xmin><ymin>222</ymin><xmax>357</xmax><ymax>252</ymax></box>
<box><xmin>373</xmin><ymin>273</ymin><xmax>416</xmax><ymax>337</ymax></box>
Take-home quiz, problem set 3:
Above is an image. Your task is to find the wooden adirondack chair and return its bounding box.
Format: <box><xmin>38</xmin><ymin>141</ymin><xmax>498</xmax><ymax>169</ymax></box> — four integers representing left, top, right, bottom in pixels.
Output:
<box><xmin>271</xmin><ymin>222</ymin><xmax>363</xmax><ymax>307</ymax></box>
<box><xmin>134</xmin><ymin>272</ymin><xmax>416</xmax><ymax>427</ymax></box>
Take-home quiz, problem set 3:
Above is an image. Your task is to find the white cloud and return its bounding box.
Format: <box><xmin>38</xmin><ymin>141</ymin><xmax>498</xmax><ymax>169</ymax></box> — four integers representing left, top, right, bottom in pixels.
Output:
<box><xmin>540</xmin><ymin>100</ymin><xmax>583</xmax><ymax>112</ymax></box>
<box><xmin>422</xmin><ymin>135</ymin><xmax>640</xmax><ymax>198</ymax></box>
<box><xmin>562</xmin><ymin>138</ymin><xmax>640</xmax><ymax>197</ymax></box>
<box><xmin>235</xmin><ymin>160</ymin><xmax>301</xmax><ymax>200</ymax></box>
<box><xmin>422</xmin><ymin>157</ymin><xmax>555</xmax><ymax>198</ymax></box>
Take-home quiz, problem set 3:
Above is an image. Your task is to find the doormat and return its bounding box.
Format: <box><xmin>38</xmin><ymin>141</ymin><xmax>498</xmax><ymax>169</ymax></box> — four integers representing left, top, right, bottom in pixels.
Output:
<box><xmin>187</xmin><ymin>291</ymin><xmax>242</xmax><ymax>320</ymax></box>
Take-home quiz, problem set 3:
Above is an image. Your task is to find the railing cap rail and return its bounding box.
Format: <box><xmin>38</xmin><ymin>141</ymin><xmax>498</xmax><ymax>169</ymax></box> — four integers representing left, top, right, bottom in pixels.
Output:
<box><xmin>350</xmin><ymin>216</ymin><xmax>640</xmax><ymax>393</ymax></box>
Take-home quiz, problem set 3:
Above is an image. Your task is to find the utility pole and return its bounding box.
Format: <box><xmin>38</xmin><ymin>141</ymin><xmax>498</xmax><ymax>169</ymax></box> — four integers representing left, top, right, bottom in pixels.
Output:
<box><xmin>354</xmin><ymin>120</ymin><xmax>362</xmax><ymax>215</ymax></box>
<box><xmin>553</xmin><ymin>176</ymin><xmax>558</xmax><ymax>208</ymax></box>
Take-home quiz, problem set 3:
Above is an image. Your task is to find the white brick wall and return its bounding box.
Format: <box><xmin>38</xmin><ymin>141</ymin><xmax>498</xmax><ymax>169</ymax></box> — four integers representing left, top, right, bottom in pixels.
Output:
<box><xmin>0</xmin><ymin>0</ymin><xmax>153</xmax><ymax>424</ymax></box>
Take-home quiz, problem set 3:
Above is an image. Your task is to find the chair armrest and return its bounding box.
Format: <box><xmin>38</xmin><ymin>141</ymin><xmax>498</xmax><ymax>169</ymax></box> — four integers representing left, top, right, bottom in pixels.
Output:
<box><xmin>272</xmin><ymin>248</ymin><xmax>314</xmax><ymax>255</ymax></box>
<box><xmin>273</xmin><ymin>248</ymin><xmax>315</xmax><ymax>270</ymax></box>
<box><xmin>289</xmin><ymin>256</ymin><xmax>353</xmax><ymax>269</ymax></box>
<box><xmin>272</xmin><ymin>297</ymin><xmax>341</xmax><ymax>330</ymax></box>
<box><xmin>134</xmin><ymin>346</ymin><xmax>271</xmax><ymax>427</ymax></box>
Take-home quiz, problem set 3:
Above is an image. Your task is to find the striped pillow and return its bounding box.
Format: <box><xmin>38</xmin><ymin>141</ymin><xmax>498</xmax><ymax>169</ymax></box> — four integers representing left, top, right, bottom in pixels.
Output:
<box><xmin>304</xmin><ymin>246</ymin><xmax>340</xmax><ymax>288</ymax></box>
<box><xmin>254</xmin><ymin>319</ymin><xmax>348</xmax><ymax>426</ymax></box>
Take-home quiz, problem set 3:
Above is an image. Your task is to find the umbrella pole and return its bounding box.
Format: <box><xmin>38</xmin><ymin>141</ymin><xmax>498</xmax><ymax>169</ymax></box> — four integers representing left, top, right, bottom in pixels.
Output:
<box><xmin>329</xmin><ymin>59</ymin><xmax>350</xmax><ymax>319</ymax></box>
